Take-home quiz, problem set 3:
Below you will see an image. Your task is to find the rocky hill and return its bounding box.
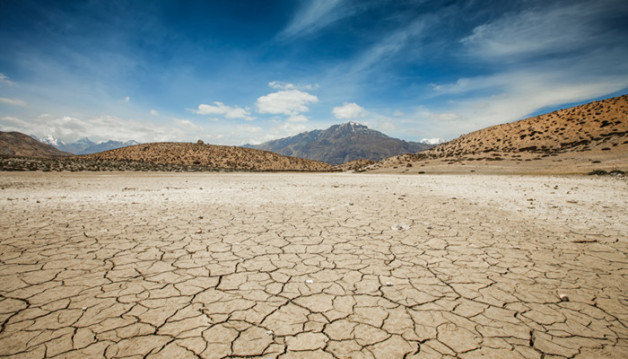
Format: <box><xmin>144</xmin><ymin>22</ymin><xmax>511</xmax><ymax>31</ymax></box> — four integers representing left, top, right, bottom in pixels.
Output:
<box><xmin>249</xmin><ymin>122</ymin><xmax>432</xmax><ymax>164</ymax></box>
<box><xmin>366</xmin><ymin>94</ymin><xmax>628</xmax><ymax>174</ymax></box>
<box><xmin>79</xmin><ymin>142</ymin><xmax>332</xmax><ymax>171</ymax></box>
<box><xmin>1</xmin><ymin>131</ymin><xmax>72</xmax><ymax>158</ymax></box>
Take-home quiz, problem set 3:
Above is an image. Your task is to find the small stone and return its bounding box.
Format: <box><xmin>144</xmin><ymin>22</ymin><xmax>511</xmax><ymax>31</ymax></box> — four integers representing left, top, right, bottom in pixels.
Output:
<box><xmin>386</xmin><ymin>282</ymin><xmax>393</xmax><ymax>286</ymax></box>
<box><xmin>559</xmin><ymin>294</ymin><xmax>569</xmax><ymax>302</ymax></box>
<box><xmin>306</xmin><ymin>279</ymin><xmax>313</xmax><ymax>284</ymax></box>
<box><xmin>391</xmin><ymin>223</ymin><xmax>410</xmax><ymax>231</ymax></box>
<box><xmin>82</xmin><ymin>307</ymin><xmax>87</xmax><ymax>311</ymax></box>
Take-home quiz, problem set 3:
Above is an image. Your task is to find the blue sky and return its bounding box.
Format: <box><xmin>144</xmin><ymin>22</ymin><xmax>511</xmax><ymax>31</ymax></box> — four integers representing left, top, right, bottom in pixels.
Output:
<box><xmin>1</xmin><ymin>0</ymin><xmax>627</xmax><ymax>145</ymax></box>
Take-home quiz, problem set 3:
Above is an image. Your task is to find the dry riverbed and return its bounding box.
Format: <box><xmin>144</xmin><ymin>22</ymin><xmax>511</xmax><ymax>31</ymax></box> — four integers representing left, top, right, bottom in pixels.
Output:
<box><xmin>0</xmin><ymin>172</ymin><xmax>626</xmax><ymax>358</ymax></box>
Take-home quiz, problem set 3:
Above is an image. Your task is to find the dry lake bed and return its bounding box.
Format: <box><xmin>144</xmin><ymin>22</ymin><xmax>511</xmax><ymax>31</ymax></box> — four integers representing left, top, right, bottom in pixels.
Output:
<box><xmin>0</xmin><ymin>172</ymin><xmax>626</xmax><ymax>358</ymax></box>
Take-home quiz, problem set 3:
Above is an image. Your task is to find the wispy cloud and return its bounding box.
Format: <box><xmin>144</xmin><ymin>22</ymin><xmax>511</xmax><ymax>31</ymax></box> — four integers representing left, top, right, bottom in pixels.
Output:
<box><xmin>351</xmin><ymin>19</ymin><xmax>426</xmax><ymax>74</ymax></box>
<box><xmin>462</xmin><ymin>0</ymin><xmax>627</xmax><ymax>61</ymax></box>
<box><xmin>0</xmin><ymin>73</ymin><xmax>15</xmax><ymax>86</ymax></box>
<box><xmin>278</xmin><ymin>0</ymin><xmax>347</xmax><ymax>40</ymax></box>
<box><xmin>0</xmin><ymin>97</ymin><xmax>27</xmax><ymax>106</ymax></box>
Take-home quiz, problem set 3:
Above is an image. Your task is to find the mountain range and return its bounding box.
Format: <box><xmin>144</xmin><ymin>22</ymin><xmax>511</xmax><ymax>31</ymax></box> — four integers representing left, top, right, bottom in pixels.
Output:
<box><xmin>35</xmin><ymin>135</ymin><xmax>139</xmax><ymax>155</ymax></box>
<box><xmin>248</xmin><ymin>121</ymin><xmax>433</xmax><ymax>164</ymax></box>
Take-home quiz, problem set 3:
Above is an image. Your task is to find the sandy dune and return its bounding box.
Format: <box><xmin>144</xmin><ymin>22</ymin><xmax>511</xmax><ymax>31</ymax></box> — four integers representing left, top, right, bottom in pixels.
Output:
<box><xmin>0</xmin><ymin>172</ymin><xmax>626</xmax><ymax>358</ymax></box>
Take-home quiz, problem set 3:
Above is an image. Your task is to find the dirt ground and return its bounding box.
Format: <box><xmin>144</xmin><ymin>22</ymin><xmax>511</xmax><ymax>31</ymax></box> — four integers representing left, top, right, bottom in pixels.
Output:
<box><xmin>0</xmin><ymin>172</ymin><xmax>626</xmax><ymax>358</ymax></box>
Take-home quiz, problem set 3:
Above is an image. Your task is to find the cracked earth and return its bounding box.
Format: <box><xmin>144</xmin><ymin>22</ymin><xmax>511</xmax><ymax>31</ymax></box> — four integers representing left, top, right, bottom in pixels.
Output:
<box><xmin>0</xmin><ymin>172</ymin><xmax>626</xmax><ymax>358</ymax></box>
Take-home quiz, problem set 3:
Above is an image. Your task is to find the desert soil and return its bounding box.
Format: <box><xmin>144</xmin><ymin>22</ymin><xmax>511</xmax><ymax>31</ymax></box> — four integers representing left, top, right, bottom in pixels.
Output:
<box><xmin>0</xmin><ymin>172</ymin><xmax>626</xmax><ymax>358</ymax></box>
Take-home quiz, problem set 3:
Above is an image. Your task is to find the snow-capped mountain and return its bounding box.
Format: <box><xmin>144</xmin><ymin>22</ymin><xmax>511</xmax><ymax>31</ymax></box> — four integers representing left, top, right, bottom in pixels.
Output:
<box><xmin>34</xmin><ymin>136</ymin><xmax>139</xmax><ymax>155</ymax></box>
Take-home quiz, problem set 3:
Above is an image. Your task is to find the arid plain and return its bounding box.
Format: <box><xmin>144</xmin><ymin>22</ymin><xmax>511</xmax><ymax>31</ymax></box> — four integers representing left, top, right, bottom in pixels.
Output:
<box><xmin>0</xmin><ymin>172</ymin><xmax>626</xmax><ymax>358</ymax></box>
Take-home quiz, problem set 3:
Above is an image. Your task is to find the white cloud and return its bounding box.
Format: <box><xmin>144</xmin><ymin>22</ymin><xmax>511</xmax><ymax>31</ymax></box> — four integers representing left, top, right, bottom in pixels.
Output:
<box><xmin>150</xmin><ymin>109</ymin><xmax>159</xmax><ymax>116</ymax></box>
<box><xmin>193</xmin><ymin>102</ymin><xmax>254</xmax><ymax>121</ymax></box>
<box><xmin>332</xmin><ymin>102</ymin><xmax>366</xmax><ymax>119</ymax></box>
<box><xmin>124</xmin><ymin>96</ymin><xmax>130</xmax><ymax>103</ymax></box>
<box><xmin>0</xmin><ymin>97</ymin><xmax>27</xmax><ymax>106</ymax></box>
<box><xmin>256</xmin><ymin>90</ymin><xmax>318</xmax><ymax>116</ymax></box>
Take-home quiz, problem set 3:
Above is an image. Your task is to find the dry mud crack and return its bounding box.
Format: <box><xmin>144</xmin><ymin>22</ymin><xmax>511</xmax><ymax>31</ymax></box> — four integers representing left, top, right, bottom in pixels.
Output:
<box><xmin>0</xmin><ymin>172</ymin><xmax>626</xmax><ymax>358</ymax></box>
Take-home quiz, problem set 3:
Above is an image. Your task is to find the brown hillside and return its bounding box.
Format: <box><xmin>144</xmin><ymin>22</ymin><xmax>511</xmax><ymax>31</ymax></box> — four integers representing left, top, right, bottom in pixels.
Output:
<box><xmin>78</xmin><ymin>142</ymin><xmax>332</xmax><ymax>171</ymax></box>
<box><xmin>0</xmin><ymin>131</ymin><xmax>72</xmax><ymax>158</ymax></box>
<box><xmin>367</xmin><ymin>94</ymin><xmax>628</xmax><ymax>174</ymax></box>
